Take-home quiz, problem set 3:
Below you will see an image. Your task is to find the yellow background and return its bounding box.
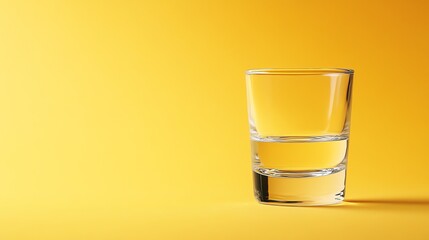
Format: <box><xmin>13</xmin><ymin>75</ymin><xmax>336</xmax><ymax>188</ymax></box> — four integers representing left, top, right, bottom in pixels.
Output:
<box><xmin>0</xmin><ymin>0</ymin><xmax>428</xmax><ymax>239</ymax></box>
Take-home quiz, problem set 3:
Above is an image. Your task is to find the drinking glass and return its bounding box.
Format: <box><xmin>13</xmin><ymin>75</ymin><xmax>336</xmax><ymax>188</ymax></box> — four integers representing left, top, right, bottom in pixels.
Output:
<box><xmin>246</xmin><ymin>68</ymin><xmax>354</xmax><ymax>206</ymax></box>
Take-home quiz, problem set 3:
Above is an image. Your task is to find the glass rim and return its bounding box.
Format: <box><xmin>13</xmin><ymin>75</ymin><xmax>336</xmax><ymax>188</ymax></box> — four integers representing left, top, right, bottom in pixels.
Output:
<box><xmin>246</xmin><ymin>68</ymin><xmax>354</xmax><ymax>75</ymax></box>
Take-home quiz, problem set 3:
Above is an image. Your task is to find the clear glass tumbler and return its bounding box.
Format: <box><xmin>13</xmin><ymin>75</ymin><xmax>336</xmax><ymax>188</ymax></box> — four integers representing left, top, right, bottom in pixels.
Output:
<box><xmin>246</xmin><ymin>68</ymin><xmax>354</xmax><ymax>206</ymax></box>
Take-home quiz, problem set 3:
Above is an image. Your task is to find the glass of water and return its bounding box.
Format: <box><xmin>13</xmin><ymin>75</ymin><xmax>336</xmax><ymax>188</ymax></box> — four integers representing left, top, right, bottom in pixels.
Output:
<box><xmin>246</xmin><ymin>68</ymin><xmax>354</xmax><ymax>206</ymax></box>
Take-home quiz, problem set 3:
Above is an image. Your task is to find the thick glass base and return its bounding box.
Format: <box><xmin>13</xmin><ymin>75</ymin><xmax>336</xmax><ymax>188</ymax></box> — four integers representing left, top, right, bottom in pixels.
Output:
<box><xmin>253</xmin><ymin>169</ymin><xmax>346</xmax><ymax>206</ymax></box>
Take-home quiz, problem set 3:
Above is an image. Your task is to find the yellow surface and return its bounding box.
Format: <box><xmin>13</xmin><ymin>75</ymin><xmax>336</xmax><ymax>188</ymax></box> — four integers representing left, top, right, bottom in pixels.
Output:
<box><xmin>0</xmin><ymin>0</ymin><xmax>428</xmax><ymax>239</ymax></box>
